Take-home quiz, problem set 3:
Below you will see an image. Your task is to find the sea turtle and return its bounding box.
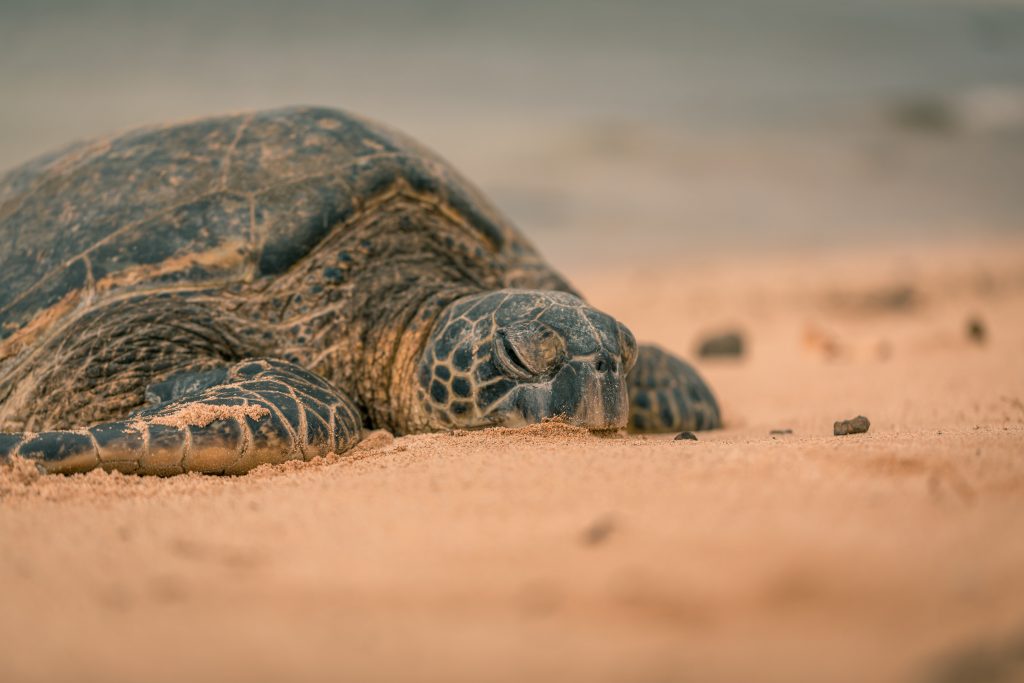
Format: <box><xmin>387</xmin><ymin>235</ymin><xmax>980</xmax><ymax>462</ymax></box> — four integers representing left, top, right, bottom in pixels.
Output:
<box><xmin>0</xmin><ymin>106</ymin><xmax>720</xmax><ymax>475</ymax></box>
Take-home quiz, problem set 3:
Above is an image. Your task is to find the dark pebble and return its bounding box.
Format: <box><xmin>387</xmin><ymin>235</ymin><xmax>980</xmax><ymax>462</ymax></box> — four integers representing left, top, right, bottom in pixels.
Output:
<box><xmin>834</xmin><ymin>415</ymin><xmax>870</xmax><ymax>436</ymax></box>
<box><xmin>770</xmin><ymin>429</ymin><xmax>793</xmax><ymax>435</ymax></box>
<box><xmin>674</xmin><ymin>431</ymin><xmax>698</xmax><ymax>441</ymax></box>
<box><xmin>581</xmin><ymin>516</ymin><xmax>617</xmax><ymax>546</ymax></box>
<box><xmin>697</xmin><ymin>331</ymin><xmax>744</xmax><ymax>358</ymax></box>
<box><xmin>967</xmin><ymin>317</ymin><xmax>986</xmax><ymax>344</ymax></box>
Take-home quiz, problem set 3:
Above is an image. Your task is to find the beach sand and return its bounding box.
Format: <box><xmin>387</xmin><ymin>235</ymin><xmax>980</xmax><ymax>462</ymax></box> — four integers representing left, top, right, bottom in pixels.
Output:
<box><xmin>2</xmin><ymin>241</ymin><xmax>1022</xmax><ymax>683</ymax></box>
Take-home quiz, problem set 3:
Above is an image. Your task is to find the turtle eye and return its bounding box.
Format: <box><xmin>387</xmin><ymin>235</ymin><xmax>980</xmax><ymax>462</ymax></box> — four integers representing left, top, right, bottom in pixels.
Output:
<box><xmin>494</xmin><ymin>321</ymin><xmax>566</xmax><ymax>380</ymax></box>
<box><xmin>617</xmin><ymin>322</ymin><xmax>638</xmax><ymax>373</ymax></box>
<box><xmin>494</xmin><ymin>329</ymin><xmax>533</xmax><ymax>379</ymax></box>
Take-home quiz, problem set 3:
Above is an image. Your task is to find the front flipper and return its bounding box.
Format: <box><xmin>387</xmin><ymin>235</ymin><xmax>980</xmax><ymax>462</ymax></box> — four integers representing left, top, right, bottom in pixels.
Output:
<box><xmin>0</xmin><ymin>359</ymin><xmax>363</xmax><ymax>476</ymax></box>
<box><xmin>141</xmin><ymin>367</ymin><xmax>231</xmax><ymax>411</ymax></box>
<box><xmin>627</xmin><ymin>345</ymin><xmax>721</xmax><ymax>432</ymax></box>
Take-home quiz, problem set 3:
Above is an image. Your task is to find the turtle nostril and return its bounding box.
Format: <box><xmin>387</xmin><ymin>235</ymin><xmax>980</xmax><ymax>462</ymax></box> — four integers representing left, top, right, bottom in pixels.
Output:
<box><xmin>595</xmin><ymin>359</ymin><xmax>613</xmax><ymax>373</ymax></box>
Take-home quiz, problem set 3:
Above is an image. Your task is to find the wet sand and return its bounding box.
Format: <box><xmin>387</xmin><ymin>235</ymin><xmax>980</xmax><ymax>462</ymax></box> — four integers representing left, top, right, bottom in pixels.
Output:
<box><xmin>2</xmin><ymin>241</ymin><xmax>1023</xmax><ymax>683</ymax></box>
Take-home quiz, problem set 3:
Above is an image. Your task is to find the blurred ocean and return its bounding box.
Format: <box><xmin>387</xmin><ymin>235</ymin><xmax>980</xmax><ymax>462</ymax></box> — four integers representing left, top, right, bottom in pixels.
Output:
<box><xmin>2</xmin><ymin>0</ymin><xmax>1023</xmax><ymax>265</ymax></box>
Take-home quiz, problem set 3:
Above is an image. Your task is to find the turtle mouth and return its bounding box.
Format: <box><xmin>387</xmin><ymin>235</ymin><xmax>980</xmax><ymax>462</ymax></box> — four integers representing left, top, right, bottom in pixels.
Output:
<box><xmin>487</xmin><ymin>361</ymin><xmax>628</xmax><ymax>431</ymax></box>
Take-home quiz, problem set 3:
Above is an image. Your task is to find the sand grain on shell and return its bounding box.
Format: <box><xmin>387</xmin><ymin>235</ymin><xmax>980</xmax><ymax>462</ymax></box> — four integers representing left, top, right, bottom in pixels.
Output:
<box><xmin>148</xmin><ymin>403</ymin><xmax>270</xmax><ymax>429</ymax></box>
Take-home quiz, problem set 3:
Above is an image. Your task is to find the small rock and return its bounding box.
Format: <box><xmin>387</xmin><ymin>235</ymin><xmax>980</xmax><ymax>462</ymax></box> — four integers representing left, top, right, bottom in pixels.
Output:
<box><xmin>697</xmin><ymin>331</ymin><xmax>744</xmax><ymax>358</ymax></box>
<box><xmin>769</xmin><ymin>429</ymin><xmax>793</xmax><ymax>435</ymax></box>
<box><xmin>674</xmin><ymin>431</ymin><xmax>698</xmax><ymax>441</ymax></box>
<box><xmin>834</xmin><ymin>415</ymin><xmax>870</xmax><ymax>436</ymax></box>
<box><xmin>967</xmin><ymin>317</ymin><xmax>986</xmax><ymax>344</ymax></box>
<box><xmin>581</xmin><ymin>516</ymin><xmax>617</xmax><ymax>546</ymax></box>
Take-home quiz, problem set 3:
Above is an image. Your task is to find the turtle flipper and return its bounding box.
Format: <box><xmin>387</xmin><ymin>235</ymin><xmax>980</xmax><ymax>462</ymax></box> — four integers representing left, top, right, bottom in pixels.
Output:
<box><xmin>140</xmin><ymin>367</ymin><xmax>231</xmax><ymax>412</ymax></box>
<box><xmin>626</xmin><ymin>345</ymin><xmax>721</xmax><ymax>433</ymax></box>
<box><xmin>0</xmin><ymin>359</ymin><xmax>363</xmax><ymax>476</ymax></box>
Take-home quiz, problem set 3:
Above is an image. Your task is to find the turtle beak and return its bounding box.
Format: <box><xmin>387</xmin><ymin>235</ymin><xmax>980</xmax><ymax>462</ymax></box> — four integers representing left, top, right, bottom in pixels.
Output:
<box><xmin>547</xmin><ymin>358</ymin><xmax>628</xmax><ymax>430</ymax></box>
<box><xmin>494</xmin><ymin>357</ymin><xmax>629</xmax><ymax>431</ymax></box>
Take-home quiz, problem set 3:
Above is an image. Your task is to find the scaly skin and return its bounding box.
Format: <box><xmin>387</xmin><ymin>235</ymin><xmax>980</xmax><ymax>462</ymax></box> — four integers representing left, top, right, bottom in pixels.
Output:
<box><xmin>0</xmin><ymin>359</ymin><xmax>362</xmax><ymax>475</ymax></box>
<box><xmin>415</xmin><ymin>289</ymin><xmax>637</xmax><ymax>431</ymax></box>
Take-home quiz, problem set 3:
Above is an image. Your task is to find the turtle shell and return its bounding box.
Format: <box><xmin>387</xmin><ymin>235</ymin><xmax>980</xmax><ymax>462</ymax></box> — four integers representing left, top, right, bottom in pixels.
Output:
<box><xmin>0</xmin><ymin>106</ymin><xmax>540</xmax><ymax>343</ymax></box>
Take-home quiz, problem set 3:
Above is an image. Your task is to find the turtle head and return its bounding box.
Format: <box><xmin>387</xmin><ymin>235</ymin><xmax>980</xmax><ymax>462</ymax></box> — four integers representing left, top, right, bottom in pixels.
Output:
<box><xmin>416</xmin><ymin>290</ymin><xmax>637</xmax><ymax>431</ymax></box>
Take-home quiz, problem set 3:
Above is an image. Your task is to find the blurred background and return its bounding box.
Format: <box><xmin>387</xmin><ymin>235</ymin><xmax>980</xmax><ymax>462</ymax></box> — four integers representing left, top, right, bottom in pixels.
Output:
<box><xmin>1</xmin><ymin>0</ymin><xmax>1023</xmax><ymax>268</ymax></box>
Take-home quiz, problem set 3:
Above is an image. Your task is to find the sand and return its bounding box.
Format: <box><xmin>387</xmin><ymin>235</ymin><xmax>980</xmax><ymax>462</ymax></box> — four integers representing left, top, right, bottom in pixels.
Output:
<box><xmin>2</xmin><ymin>241</ymin><xmax>1023</xmax><ymax>682</ymax></box>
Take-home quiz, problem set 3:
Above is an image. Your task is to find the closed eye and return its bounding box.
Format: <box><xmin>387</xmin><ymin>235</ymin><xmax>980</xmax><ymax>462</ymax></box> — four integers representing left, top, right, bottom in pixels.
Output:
<box><xmin>494</xmin><ymin>330</ymin><xmax>534</xmax><ymax>379</ymax></box>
